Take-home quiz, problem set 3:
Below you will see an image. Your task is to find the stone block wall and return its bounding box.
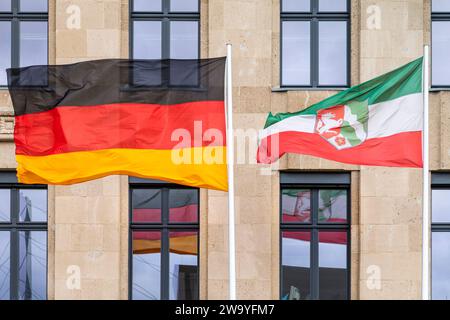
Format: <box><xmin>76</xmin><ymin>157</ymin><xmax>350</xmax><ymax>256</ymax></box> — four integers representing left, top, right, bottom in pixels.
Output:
<box><xmin>0</xmin><ymin>0</ymin><xmax>446</xmax><ymax>300</ymax></box>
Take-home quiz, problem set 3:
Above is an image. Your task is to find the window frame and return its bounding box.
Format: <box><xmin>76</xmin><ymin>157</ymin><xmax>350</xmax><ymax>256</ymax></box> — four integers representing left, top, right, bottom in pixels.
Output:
<box><xmin>128</xmin><ymin>178</ymin><xmax>200</xmax><ymax>300</ymax></box>
<box><xmin>431</xmin><ymin>173</ymin><xmax>450</xmax><ymax>300</ymax></box>
<box><xmin>0</xmin><ymin>172</ymin><xmax>47</xmax><ymax>300</ymax></box>
<box><xmin>279</xmin><ymin>173</ymin><xmax>351</xmax><ymax>300</ymax></box>
<box><xmin>129</xmin><ymin>0</ymin><xmax>200</xmax><ymax>59</ymax></box>
<box><xmin>431</xmin><ymin>1</ymin><xmax>450</xmax><ymax>89</ymax></box>
<box><xmin>0</xmin><ymin>0</ymin><xmax>48</xmax><ymax>87</ymax></box>
<box><xmin>280</xmin><ymin>0</ymin><xmax>351</xmax><ymax>89</ymax></box>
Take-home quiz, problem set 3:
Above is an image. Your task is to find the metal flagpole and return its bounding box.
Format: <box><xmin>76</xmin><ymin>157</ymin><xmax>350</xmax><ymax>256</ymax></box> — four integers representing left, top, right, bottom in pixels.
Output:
<box><xmin>226</xmin><ymin>43</ymin><xmax>237</xmax><ymax>300</ymax></box>
<box><xmin>422</xmin><ymin>45</ymin><xmax>430</xmax><ymax>300</ymax></box>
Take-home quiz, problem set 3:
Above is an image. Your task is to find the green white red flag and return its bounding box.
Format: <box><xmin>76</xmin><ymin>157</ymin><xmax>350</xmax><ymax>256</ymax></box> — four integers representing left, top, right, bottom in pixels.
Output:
<box><xmin>258</xmin><ymin>57</ymin><xmax>424</xmax><ymax>168</ymax></box>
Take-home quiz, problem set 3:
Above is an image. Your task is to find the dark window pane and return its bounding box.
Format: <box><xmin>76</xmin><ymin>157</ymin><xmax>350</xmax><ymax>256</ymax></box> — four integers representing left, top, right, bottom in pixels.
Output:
<box><xmin>282</xmin><ymin>21</ymin><xmax>311</xmax><ymax>86</ymax></box>
<box><xmin>0</xmin><ymin>231</ymin><xmax>10</xmax><ymax>300</ymax></box>
<box><xmin>319</xmin><ymin>189</ymin><xmax>347</xmax><ymax>223</ymax></box>
<box><xmin>432</xmin><ymin>190</ymin><xmax>450</xmax><ymax>223</ymax></box>
<box><xmin>133</xmin><ymin>0</ymin><xmax>161</xmax><ymax>12</ymax></box>
<box><xmin>432</xmin><ymin>21</ymin><xmax>450</xmax><ymax>86</ymax></box>
<box><xmin>0</xmin><ymin>189</ymin><xmax>10</xmax><ymax>222</ymax></box>
<box><xmin>319</xmin><ymin>21</ymin><xmax>347</xmax><ymax>86</ymax></box>
<box><xmin>18</xmin><ymin>231</ymin><xmax>47</xmax><ymax>300</ymax></box>
<box><xmin>19</xmin><ymin>189</ymin><xmax>47</xmax><ymax>222</ymax></box>
<box><xmin>169</xmin><ymin>189</ymin><xmax>198</xmax><ymax>223</ymax></box>
<box><xmin>281</xmin><ymin>231</ymin><xmax>311</xmax><ymax>300</ymax></box>
<box><xmin>433</xmin><ymin>0</ymin><xmax>450</xmax><ymax>12</ymax></box>
<box><xmin>170</xmin><ymin>21</ymin><xmax>199</xmax><ymax>59</ymax></box>
<box><xmin>132</xmin><ymin>189</ymin><xmax>162</xmax><ymax>223</ymax></box>
<box><xmin>20</xmin><ymin>21</ymin><xmax>48</xmax><ymax>67</ymax></box>
<box><xmin>0</xmin><ymin>21</ymin><xmax>11</xmax><ymax>86</ymax></box>
<box><xmin>132</xmin><ymin>231</ymin><xmax>161</xmax><ymax>300</ymax></box>
<box><xmin>170</xmin><ymin>0</ymin><xmax>198</xmax><ymax>12</ymax></box>
<box><xmin>432</xmin><ymin>232</ymin><xmax>450</xmax><ymax>300</ymax></box>
<box><xmin>20</xmin><ymin>0</ymin><xmax>47</xmax><ymax>12</ymax></box>
<box><xmin>318</xmin><ymin>231</ymin><xmax>347</xmax><ymax>300</ymax></box>
<box><xmin>282</xmin><ymin>0</ymin><xmax>310</xmax><ymax>12</ymax></box>
<box><xmin>169</xmin><ymin>231</ymin><xmax>198</xmax><ymax>300</ymax></box>
<box><xmin>282</xmin><ymin>189</ymin><xmax>311</xmax><ymax>223</ymax></box>
<box><xmin>319</xmin><ymin>0</ymin><xmax>347</xmax><ymax>12</ymax></box>
<box><xmin>133</xmin><ymin>20</ymin><xmax>162</xmax><ymax>59</ymax></box>
<box><xmin>0</xmin><ymin>0</ymin><xmax>10</xmax><ymax>11</ymax></box>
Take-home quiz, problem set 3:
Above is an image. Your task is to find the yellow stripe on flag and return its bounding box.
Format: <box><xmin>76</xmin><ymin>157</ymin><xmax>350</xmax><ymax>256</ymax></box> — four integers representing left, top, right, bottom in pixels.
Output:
<box><xmin>16</xmin><ymin>147</ymin><xmax>228</xmax><ymax>191</ymax></box>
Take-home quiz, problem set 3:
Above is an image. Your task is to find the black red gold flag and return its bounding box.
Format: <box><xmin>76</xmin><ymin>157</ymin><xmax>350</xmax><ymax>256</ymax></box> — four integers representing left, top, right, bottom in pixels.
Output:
<box><xmin>7</xmin><ymin>58</ymin><xmax>227</xmax><ymax>191</ymax></box>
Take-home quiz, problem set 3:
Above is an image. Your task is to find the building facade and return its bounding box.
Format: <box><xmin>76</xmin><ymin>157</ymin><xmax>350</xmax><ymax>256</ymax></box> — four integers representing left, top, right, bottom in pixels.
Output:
<box><xmin>0</xmin><ymin>0</ymin><xmax>449</xmax><ymax>300</ymax></box>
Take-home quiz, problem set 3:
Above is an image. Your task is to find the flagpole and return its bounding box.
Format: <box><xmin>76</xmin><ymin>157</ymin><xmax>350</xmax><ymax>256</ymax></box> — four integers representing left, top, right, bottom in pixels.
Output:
<box><xmin>422</xmin><ymin>45</ymin><xmax>430</xmax><ymax>300</ymax></box>
<box><xmin>226</xmin><ymin>43</ymin><xmax>237</xmax><ymax>300</ymax></box>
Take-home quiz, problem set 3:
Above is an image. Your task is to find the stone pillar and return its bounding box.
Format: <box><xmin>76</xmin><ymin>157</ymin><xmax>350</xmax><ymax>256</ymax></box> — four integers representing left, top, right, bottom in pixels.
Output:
<box><xmin>52</xmin><ymin>0</ymin><xmax>125</xmax><ymax>300</ymax></box>
<box><xmin>359</xmin><ymin>0</ymin><xmax>424</xmax><ymax>299</ymax></box>
<box><xmin>207</xmin><ymin>0</ymin><xmax>275</xmax><ymax>299</ymax></box>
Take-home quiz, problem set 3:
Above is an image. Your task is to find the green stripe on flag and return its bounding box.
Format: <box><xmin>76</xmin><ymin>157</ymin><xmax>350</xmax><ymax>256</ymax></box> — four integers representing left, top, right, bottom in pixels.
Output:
<box><xmin>265</xmin><ymin>57</ymin><xmax>423</xmax><ymax>129</ymax></box>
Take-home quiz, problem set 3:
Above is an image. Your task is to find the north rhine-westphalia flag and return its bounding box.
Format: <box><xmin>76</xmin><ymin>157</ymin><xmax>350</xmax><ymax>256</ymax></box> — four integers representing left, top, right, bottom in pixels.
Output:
<box><xmin>258</xmin><ymin>57</ymin><xmax>424</xmax><ymax>168</ymax></box>
<box><xmin>7</xmin><ymin>58</ymin><xmax>228</xmax><ymax>190</ymax></box>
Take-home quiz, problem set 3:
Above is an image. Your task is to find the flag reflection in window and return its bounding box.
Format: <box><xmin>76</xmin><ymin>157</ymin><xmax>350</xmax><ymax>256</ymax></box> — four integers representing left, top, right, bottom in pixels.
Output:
<box><xmin>130</xmin><ymin>183</ymin><xmax>199</xmax><ymax>300</ymax></box>
<box><xmin>281</xmin><ymin>182</ymin><xmax>349</xmax><ymax>300</ymax></box>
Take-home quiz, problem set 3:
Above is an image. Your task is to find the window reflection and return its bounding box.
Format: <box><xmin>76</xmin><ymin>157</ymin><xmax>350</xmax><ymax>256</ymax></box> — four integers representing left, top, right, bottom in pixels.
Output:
<box><xmin>133</xmin><ymin>0</ymin><xmax>162</xmax><ymax>12</ymax></box>
<box><xmin>169</xmin><ymin>231</ymin><xmax>198</xmax><ymax>300</ymax></box>
<box><xmin>0</xmin><ymin>232</ymin><xmax>10</xmax><ymax>300</ymax></box>
<box><xmin>318</xmin><ymin>21</ymin><xmax>347</xmax><ymax>86</ymax></box>
<box><xmin>281</xmin><ymin>231</ymin><xmax>311</xmax><ymax>300</ymax></box>
<box><xmin>170</xmin><ymin>21</ymin><xmax>198</xmax><ymax>59</ymax></box>
<box><xmin>130</xmin><ymin>185</ymin><xmax>199</xmax><ymax>301</ymax></box>
<box><xmin>282</xmin><ymin>189</ymin><xmax>311</xmax><ymax>223</ymax></box>
<box><xmin>133</xmin><ymin>21</ymin><xmax>162</xmax><ymax>59</ymax></box>
<box><xmin>432</xmin><ymin>189</ymin><xmax>450</xmax><ymax>223</ymax></box>
<box><xmin>318</xmin><ymin>189</ymin><xmax>347</xmax><ymax>223</ymax></box>
<box><xmin>169</xmin><ymin>190</ymin><xmax>198</xmax><ymax>223</ymax></box>
<box><xmin>318</xmin><ymin>231</ymin><xmax>347</xmax><ymax>300</ymax></box>
<box><xmin>132</xmin><ymin>189</ymin><xmax>162</xmax><ymax>223</ymax></box>
<box><xmin>280</xmin><ymin>181</ymin><xmax>349</xmax><ymax>300</ymax></box>
<box><xmin>0</xmin><ymin>184</ymin><xmax>47</xmax><ymax>301</ymax></box>
<box><xmin>132</xmin><ymin>231</ymin><xmax>161</xmax><ymax>300</ymax></box>
<box><xmin>0</xmin><ymin>189</ymin><xmax>10</xmax><ymax>222</ymax></box>
<box><xmin>282</xmin><ymin>21</ymin><xmax>311</xmax><ymax>86</ymax></box>
<box><xmin>0</xmin><ymin>0</ymin><xmax>11</xmax><ymax>11</ymax></box>
<box><xmin>282</xmin><ymin>0</ymin><xmax>310</xmax><ymax>12</ymax></box>
<box><xmin>432</xmin><ymin>232</ymin><xmax>450</xmax><ymax>300</ymax></box>
<box><xmin>20</xmin><ymin>0</ymin><xmax>47</xmax><ymax>12</ymax></box>
<box><xmin>170</xmin><ymin>0</ymin><xmax>198</xmax><ymax>12</ymax></box>
<box><xmin>19</xmin><ymin>21</ymin><xmax>48</xmax><ymax>68</ymax></box>
<box><xmin>0</xmin><ymin>21</ymin><xmax>11</xmax><ymax>86</ymax></box>
<box><xmin>18</xmin><ymin>231</ymin><xmax>47</xmax><ymax>300</ymax></box>
<box><xmin>19</xmin><ymin>189</ymin><xmax>47</xmax><ymax>222</ymax></box>
<box><xmin>433</xmin><ymin>0</ymin><xmax>450</xmax><ymax>12</ymax></box>
<box><xmin>432</xmin><ymin>21</ymin><xmax>450</xmax><ymax>86</ymax></box>
<box><xmin>319</xmin><ymin>0</ymin><xmax>347</xmax><ymax>12</ymax></box>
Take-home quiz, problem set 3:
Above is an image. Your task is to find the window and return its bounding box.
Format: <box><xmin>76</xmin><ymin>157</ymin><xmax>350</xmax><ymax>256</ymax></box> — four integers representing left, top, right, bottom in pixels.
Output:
<box><xmin>130</xmin><ymin>0</ymin><xmax>200</xmax><ymax>59</ymax></box>
<box><xmin>431</xmin><ymin>173</ymin><xmax>450</xmax><ymax>300</ymax></box>
<box><xmin>0</xmin><ymin>172</ymin><xmax>47</xmax><ymax>300</ymax></box>
<box><xmin>280</xmin><ymin>0</ymin><xmax>350</xmax><ymax>88</ymax></box>
<box><xmin>280</xmin><ymin>173</ymin><xmax>350</xmax><ymax>300</ymax></box>
<box><xmin>0</xmin><ymin>0</ymin><xmax>48</xmax><ymax>86</ymax></box>
<box><xmin>129</xmin><ymin>178</ymin><xmax>199</xmax><ymax>300</ymax></box>
<box><xmin>431</xmin><ymin>0</ymin><xmax>450</xmax><ymax>87</ymax></box>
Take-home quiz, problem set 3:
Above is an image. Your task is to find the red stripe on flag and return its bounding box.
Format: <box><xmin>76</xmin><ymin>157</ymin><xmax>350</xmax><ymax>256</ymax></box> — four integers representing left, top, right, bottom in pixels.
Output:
<box><xmin>15</xmin><ymin>101</ymin><xmax>226</xmax><ymax>156</ymax></box>
<box><xmin>258</xmin><ymin>131</ymin><xmax>423</xmax><ymax>168</ymax></box>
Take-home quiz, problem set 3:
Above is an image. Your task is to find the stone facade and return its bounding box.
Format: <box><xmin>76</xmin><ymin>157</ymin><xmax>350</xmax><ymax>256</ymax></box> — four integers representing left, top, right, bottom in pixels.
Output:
<box><xmin>0</xmin><ymin>0</ymin><xmax>445</xmax><ymax>300</ymax></box>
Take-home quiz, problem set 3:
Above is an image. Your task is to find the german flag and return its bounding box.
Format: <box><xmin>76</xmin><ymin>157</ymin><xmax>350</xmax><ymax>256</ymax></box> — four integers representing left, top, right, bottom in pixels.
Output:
<box><xmin>7</xmin><ymin>58</ymin><xmax>228</xmax><ymax>191</ymax></box>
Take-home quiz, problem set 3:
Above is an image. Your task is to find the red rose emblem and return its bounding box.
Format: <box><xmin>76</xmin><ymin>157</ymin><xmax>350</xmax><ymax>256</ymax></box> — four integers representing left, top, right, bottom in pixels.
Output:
<box><xmin>335</xmin><ymin>136</ymin><xmax>346</xmax><ymax>146</ymax></box>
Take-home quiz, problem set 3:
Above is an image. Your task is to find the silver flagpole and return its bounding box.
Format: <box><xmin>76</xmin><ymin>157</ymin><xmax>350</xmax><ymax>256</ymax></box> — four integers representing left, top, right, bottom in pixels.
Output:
<box><xmin>226</xmin><ymin>43</ymin><xmax>237</xmax><ymax>300</ymax></box>
<box><xmin>422</xmin><ymin>45</ymin><xmax>430</xmax><ymax>300</ymax></box>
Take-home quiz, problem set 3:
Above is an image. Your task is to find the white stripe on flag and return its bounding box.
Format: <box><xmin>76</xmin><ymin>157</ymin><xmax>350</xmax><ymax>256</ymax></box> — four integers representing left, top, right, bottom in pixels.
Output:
<box><xmin>259</xmin><ymin>93</ymin><xmax>423</xmax><ymax>141</ymax></box>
